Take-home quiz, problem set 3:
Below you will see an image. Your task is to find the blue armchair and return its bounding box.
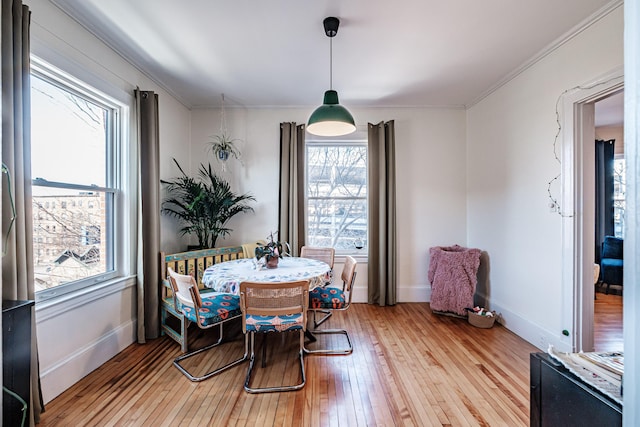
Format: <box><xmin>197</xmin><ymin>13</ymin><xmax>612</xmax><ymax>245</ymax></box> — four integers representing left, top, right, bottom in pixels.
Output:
<box><xmin>600</xmin><ymin>236</ymin><xmax>623</xmax><ymax>294</ymax></box>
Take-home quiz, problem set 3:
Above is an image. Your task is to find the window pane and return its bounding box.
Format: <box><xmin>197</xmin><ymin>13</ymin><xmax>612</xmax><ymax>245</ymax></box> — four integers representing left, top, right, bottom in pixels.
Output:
<box><xmin>31</xmin><ymin>74</ymin><xmax>107</xmax><ymax>187</ymax></box>
<box><xmin>307</xmin><ymin>198</ymin><xmax>367</xmax><ymax>250</ymax></box>
<box><xmin>307</xmin><ymin>144</ymin><xmax>367</xmax><ymax>252</ymax></box>
<box><xmin>613</xmin><ymin>158</ymin><xmax>625</xmax><ymax>238</ymax></box>
<box><xmin>32</xmin><ymin>186</ymin><xmax>113</xmax><ymax>292</ymax></box>
<box><xmin>31</xmin><ymin>65</ymin><xmax>118</xmax><ymax>297</ymax></box>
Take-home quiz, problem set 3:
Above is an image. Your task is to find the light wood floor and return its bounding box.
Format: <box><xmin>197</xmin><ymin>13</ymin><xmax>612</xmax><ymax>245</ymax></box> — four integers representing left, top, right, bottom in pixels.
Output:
<box><xmin>39</xmin><ymin>304</ymin><xmax>540</xmax><ymax>426</ymax></box>
<box><xmin>594</xmin><ymin>291</ymin><xmax>623</xmax><ymax>352</ymax></box>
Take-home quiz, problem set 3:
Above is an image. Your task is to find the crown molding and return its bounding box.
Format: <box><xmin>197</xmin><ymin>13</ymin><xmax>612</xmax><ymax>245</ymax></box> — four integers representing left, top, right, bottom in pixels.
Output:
<box><xmin>466</xmin><ymin>0</ymin><xmax>623</xmax><ymax>109</ymax></box>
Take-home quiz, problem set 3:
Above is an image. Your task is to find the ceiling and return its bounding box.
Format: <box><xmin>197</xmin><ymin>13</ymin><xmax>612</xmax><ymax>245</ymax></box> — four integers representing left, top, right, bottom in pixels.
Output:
<box><xmin>49</xmin><ymin>0</ymin><xmax>617</xmax><ymax>110</ymax></box>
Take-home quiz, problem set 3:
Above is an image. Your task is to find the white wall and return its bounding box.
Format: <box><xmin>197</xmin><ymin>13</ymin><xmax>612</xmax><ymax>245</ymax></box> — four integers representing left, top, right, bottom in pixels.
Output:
<box><xmin>29</xmin><ymin>0</ymin><xmax>191</xmax><ymax>403</ymax></box>
<box><xmin>189</xmin><ymin>106</ymin><xmax>468</xmax><ymax>302</ymax></box>
<box><xmin>466</xmin><ymin>5</ymin><xmax>623</xmax><ymax>350</ymax></box>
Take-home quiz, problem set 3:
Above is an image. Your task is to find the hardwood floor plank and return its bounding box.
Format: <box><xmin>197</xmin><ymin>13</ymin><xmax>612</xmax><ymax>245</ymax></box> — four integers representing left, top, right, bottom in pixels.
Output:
<box><xmin>39</xmin><ymin>303</ymin><xmax>545</xmax><ymax>426</ymax></box>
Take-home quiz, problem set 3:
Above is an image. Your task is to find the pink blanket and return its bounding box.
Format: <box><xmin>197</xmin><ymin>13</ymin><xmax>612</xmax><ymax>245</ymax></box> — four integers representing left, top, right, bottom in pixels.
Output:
<box><xmin>428</xmin><ymin>245</ymin><xmax>481</xmax><ymax>316</ymax></box>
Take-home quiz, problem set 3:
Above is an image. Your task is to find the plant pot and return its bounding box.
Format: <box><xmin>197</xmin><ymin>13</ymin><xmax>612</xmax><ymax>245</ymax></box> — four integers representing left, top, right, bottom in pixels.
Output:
<box><xmin>266</xmin><ymin>257</ymin><xmax>279</xmax><ymax>269</ymax></box>
<box><xmin>218</xmin><ymin>150</ymin><xmax>229</xmax><ymax>161</ymax></box>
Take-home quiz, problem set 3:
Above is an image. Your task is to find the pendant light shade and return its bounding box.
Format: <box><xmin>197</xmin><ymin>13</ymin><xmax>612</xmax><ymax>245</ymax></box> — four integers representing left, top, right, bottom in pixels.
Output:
<box><xmin>307</xmin><ymin>17</ymin><xmax>355</xmax><ymax>137</ymax></box>
<box><xmin>307</xmin><ymin>90</ymin><xmax>356</xmax><ymax>136</ymax></box>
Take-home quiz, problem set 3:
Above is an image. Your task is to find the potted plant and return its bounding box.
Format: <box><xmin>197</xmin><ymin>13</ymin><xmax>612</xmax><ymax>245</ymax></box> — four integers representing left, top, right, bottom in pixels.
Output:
<box><xmin>161</xmin><ymin>159</ymin><xmax>255</xmax><ymax>249</ymax></box>
<box><xmin>209</xmin><ymin>132</ymin><xmax>241</xmax><ymax>163</ymax></box>
<box><xmin>254</xmin><ymin>232</ymin><xmax>290</xmax><ymax>269</ymax></box>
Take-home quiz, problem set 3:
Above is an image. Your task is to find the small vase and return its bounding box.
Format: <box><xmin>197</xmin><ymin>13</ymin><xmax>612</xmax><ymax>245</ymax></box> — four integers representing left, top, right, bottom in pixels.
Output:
<box><xmin>266</xmin><ymin>257</ymin><xmax>279</xmax><ymax>269</ymax></box>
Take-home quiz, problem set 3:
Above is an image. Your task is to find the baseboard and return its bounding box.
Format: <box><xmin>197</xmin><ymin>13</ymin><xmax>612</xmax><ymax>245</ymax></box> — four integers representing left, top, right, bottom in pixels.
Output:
<box><xmin>40</xmin><ymin>320</ymin><xmax>137</xmax><ymax>404</ymax></box>
<box><xmin>351</xmin><ymin>284</ymin><xmax>431</xmax><ymax>303</ymax></box>
<box><xmin>482</xmin><ymin>296</ymin><xmax>570</xmax><ymax>353</ymax></box>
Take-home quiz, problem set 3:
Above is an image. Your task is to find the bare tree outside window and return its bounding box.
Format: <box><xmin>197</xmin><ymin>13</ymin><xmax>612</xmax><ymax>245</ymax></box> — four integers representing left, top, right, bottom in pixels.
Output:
<box><xmin>613</xmin><ymin>158</ymin><xmax>625</xmax><ymax>238</ymax></box>
<box><xmin>31</xmin><ymin>70</ymin><xmax>117</xmax><ymax>294</ymax></box>
<box><xmin>306</xmin><ymin>141</ymin><xmax>367</xmax><ymax>252</ymax></box>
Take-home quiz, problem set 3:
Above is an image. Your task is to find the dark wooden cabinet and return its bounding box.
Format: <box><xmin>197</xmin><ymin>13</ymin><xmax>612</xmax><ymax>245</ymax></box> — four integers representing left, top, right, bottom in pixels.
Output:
<box><xmin>530</xmin><ymin>352</ymin><xmax>622</xmax><ymax>427</ymax></box>
<box><xmin>3</xmin><ymin>300</ymin><xmax>34</xmax><ymax>427</ymax></box>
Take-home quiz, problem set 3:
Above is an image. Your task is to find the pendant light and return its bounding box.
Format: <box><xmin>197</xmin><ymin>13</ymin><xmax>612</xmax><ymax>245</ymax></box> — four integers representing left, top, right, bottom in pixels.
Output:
<box><xmin>307</xmin><ymin>17</ymin><xmax>356</xmax><ymax>137</ymax></box>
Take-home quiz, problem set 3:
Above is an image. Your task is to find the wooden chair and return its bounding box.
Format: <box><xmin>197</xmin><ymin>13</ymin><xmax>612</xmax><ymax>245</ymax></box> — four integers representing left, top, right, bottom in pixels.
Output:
<box><xmin>305</xmin><ymin>255</ymin><xmax>357</xmax><ymax>355</ymax></box>
<box><xmin>168</xmin><ymin>268</ymin><xmax>247</xmax><ymax>382</ymax></box>
<box><xmin>239</xmin><ymin>280</ymin><xmax>309</xmax><ymax>393</ymax></box>
<box><xmin>300</xmin><ymin>246</ymin><xmax>335</xmax><ymax>325</ymax></box>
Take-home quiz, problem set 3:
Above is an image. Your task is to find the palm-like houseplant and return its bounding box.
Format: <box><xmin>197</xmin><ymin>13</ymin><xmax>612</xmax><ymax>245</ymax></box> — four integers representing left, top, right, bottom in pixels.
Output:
<box><xmin>161</xmin><ymin>159</ymin><xmax>255</xmax><ymax>249</ymax></box>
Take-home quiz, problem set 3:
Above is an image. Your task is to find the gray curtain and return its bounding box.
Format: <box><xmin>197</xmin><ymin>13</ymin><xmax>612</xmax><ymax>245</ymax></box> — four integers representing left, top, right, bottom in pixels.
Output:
<box><xmin>278</xmin><ymin>123</ymin><xmax>306</xmax><ymax>256</ymax></box>
<box><xmin>595</xmin><ymin>139</ymin><xmax>615</xmax><ymax>265</ymax></box>
<box><xmin>1</xmin><ymin>0</ymin><xmax>44</xmax><ymax>424</ymax></box>
<box><xmin>136</xmin><ymin>90</ymin><xmax>161</xmax><ymax>342</ymax></box>
<box><xmin>367</xmin><ymin>121</ymin><xmax>397</xmax><ymax>306</ymax></box>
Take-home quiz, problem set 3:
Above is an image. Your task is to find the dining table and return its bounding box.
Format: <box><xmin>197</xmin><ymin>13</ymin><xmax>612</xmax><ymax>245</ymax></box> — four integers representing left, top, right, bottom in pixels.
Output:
<box><xmin>201</xmin><ymin>256</ymin><xmax>330</xmax><ymax>295</ymax></box>
<box><xmin>201</xmin><ymin>256</ymin><xmax>331</xmax><ymax>352</ymax></box>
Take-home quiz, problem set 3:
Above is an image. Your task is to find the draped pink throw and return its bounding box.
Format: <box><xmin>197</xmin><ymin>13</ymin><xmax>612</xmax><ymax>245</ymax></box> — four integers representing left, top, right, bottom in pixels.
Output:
<box><xmin>428</xmin><ymin>245</ymin><xmax>482</xmax><ymax>316</ymax></box>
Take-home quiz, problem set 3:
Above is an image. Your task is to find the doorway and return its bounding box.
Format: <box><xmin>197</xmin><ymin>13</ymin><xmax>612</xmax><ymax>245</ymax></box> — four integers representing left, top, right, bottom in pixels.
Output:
<box><xmin>593</xmin><ymin>91</ymin><xmax>624</xmax><ymax>351</ymax></box>
<box><xmin>558</xmin><ymin>68</ymin><xmax>623</xmax><ymax>353</ymax></box>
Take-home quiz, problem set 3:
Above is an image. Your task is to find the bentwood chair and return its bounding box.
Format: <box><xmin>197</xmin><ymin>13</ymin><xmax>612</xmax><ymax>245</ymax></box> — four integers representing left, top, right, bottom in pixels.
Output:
<box><xmin>300</xmin><ymin>246</ymin><xmax>335</xmax><ymax>326</ymax></box>
<box><xmin>305</xmin><ymin>255</ymin><xmax>357</xmax><ymax>355</ymax></box>
<box><xmin>239</xmin><ymin>280</ymin><xmax>309</xmax><ymax>393</ymax></box>
<box><xmin>300</xmin><ymin>246</ymin><xmax>335</xmax><ymax>286</ymax></box>
<box><xmin>168</xmin><ymin>268</ymin><xmax>247</xmax><ymax>382</ymax></box>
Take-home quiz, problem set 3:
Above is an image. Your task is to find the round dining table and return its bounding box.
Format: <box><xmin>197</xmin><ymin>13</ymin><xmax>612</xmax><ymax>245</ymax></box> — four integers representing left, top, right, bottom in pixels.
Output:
<box><xmin>201</xmin><ymin>257</ymin><xmax>330</xmax><ymax>295</ymax></box>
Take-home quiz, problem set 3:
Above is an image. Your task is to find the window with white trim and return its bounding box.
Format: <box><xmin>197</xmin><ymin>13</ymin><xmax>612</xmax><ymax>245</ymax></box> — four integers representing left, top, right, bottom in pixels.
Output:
<box><xmin>305</xmin><ymin>133</ymin><xmax>367</xmax><ymax>254</ymax></box>
<box><xmin>31</xmin><ymin>61</ymin><xmax>124</xmax><ymax>300</ymax></box>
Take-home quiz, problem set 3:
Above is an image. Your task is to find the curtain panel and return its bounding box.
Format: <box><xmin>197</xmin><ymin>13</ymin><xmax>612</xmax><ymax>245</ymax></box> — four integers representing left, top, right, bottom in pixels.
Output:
<box><xmin>278</xmin><ymin>123</ymin><xmax>306</xmax><ymax>256</ymax></box>
<box><xmin>135</xmin><ymin>90</ymin><xmax>161</xmax><ymax>342</ymax></box>
<box><xmin>367</xmin><ymin>121</ymin><xmax>397</xmax><ymax>306</ymax></box>
<box><xmin>1</xmin><ymin>0</ymin><xmax>44</xmax><ymax>424</ymax></box>
<box><xmin>595</xmin><ymin>139</ymin><xmax>615</xmax><ymax>265</ymax></box>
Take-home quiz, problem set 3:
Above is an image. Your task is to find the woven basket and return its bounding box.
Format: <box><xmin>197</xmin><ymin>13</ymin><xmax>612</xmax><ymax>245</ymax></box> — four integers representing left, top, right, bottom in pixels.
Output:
<box><xmin>467</xmin><ymin>311</ymin><xmax>496</xmax><ymax>328</ymax></box>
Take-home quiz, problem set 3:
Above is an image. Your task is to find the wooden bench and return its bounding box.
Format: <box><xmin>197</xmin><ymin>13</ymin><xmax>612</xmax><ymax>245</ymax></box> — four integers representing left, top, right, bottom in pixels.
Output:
<box><xmin>160</xmin><ymin>245</ymin><xmax>246</xmax><ymax>352</ymax></box>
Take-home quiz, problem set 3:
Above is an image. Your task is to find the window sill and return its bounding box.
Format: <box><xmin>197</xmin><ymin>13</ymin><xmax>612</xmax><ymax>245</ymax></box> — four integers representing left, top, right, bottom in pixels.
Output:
<box><xmin>35</xmin><ymin>275</ymin><xmax>137</xmax><ymax>322</ymax></box>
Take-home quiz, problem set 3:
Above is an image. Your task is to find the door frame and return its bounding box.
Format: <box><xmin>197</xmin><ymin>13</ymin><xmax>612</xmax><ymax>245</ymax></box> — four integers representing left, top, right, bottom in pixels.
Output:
<box><xmin>560</xmin><ymin>67</ymin><xmax>623</xmax><ymax>352</ymax></box>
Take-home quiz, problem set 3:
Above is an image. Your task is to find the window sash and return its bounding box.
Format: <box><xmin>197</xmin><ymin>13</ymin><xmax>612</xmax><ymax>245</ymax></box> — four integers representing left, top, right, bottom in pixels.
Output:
<box><xmin>30</xmin><ymin>59</ymin><xmax>123</xmax><ymax>301</ymax></box>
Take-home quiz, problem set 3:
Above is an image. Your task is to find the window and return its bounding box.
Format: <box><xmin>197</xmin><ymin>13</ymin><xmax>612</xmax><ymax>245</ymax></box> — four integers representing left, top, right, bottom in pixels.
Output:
<box><xmin>613</xmin><ymin>157</ymin><xmax>626</xmax><ymax>238</ymax></box>
<box><xmin>306</xmin><ymin>134</ymin><xmax>367</xmax><ymax>254</ymax></box>
<box><xmin>31</xmin><ymin>60</ymin><xmax>124</xmax><ymax>299</ymax></box>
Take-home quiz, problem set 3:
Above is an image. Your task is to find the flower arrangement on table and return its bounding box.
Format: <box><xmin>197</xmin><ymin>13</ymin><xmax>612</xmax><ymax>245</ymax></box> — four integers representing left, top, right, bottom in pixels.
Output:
<box><xmin>254</xmin><ymin>231</ymin><xmax>290</xmax><ymax>269</ymax></box>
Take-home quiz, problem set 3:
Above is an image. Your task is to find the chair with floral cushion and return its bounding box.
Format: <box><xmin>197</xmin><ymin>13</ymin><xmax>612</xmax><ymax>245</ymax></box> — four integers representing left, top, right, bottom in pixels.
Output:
<box><xmin>168</xmin><ymin>268</ymin><xmax>247</xmax><ymax>382</ymax></box>
<box><xmin>239</xmin><ymin>279</ymin><xmax>309</xmax><ymax>393</ymax></box>
<box><xmin>300</xmin><ymin>246</ymin><xmax>335</xmax><ymax>327</ymax></box>
<box><xmin>300</xmin><ymin>246</ymin><xmax>335</xmax><ymax>286</ymax></box>
<box><xmin>305</xmin><ymin>255</ymin><xmax>357</xmax><ymax>355</ymax></box>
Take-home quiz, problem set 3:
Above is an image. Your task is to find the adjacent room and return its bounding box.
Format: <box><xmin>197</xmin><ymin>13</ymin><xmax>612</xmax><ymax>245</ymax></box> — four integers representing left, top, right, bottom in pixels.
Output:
<box><xmin>2</xmin><ymin>0</ymin><xmax>638</xmax><ymax>426</ymax></box>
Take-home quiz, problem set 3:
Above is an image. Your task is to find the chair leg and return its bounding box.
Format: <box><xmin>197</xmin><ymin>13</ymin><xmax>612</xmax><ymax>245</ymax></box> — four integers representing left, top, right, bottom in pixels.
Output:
<box><xmin>312</xmin><ymin>309</ymin><xmax>332</xmax><ymax>328</ymax></box>
<box><xmin>304</xmin><ymin>328</ymin><xmax>353</xmax><ymax>355</ymax></box>
<box><xmin>244</xmin><ymin>330</ymin><xmax>306</xmax><ymax>393</ymax></box>
<box><xmin>173</xmin><ymin>322</ymin><xmax>247</xmax><ymax>382</ymax></box>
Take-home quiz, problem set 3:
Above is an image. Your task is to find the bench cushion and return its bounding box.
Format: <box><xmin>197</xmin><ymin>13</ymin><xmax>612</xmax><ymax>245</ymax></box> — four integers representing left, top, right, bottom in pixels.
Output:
<box><xmin>181</xmin><ymin>294</ymin><xmax>241</xmax><ymax>327</ymax></box>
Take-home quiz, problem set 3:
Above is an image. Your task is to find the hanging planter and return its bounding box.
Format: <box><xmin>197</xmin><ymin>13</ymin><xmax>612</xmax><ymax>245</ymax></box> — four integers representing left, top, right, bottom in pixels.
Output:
<box><xmin>208</xmin><ymin>94</ymin><xmax>242</xmax><ymax>172</ymax></box>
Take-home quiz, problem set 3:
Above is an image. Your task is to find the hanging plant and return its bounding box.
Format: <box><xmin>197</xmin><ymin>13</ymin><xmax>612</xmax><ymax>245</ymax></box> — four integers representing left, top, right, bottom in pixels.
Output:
<box><xmin>208</xmin><ymin>94</ymin><xmax>242</xmax><ymax>171</ymax></box>
<box><xmin>209</xmin><ymin>132</ymin><xmax>241</xmax><ymax>163</ymax></box>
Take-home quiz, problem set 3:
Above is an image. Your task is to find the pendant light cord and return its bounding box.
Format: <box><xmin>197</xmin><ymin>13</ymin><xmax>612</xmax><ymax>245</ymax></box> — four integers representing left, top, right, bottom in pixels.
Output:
<box><xmin>329</xmin><ymin>37</ymin><xmax>333</xmax><ymax>90</ymax></box>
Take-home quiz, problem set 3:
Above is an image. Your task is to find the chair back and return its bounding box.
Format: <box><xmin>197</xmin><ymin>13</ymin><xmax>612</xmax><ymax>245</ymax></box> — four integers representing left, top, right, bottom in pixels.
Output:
<box><xmin>602</xmin><ymin>236</ymin><xmax>623</xmax><ymax>260</ymax></box>
<box><xmin>167</xmin><ymin>267</ymin><xmax>199</xmax><ymax>307</ymax></box>
<box><xmin>341</xmin><ymin>256</ymin><xmax>357</xmax><ymax>293</ymax></box>
<box><xmin>239</xmin><ymin>280</ymin><xmax>309</xmax><ymax>330</ymax></box>
<box><xmin>300</xmin><ymin>246</ymin><xmax>335</xmax><ymax>269</ymax></box>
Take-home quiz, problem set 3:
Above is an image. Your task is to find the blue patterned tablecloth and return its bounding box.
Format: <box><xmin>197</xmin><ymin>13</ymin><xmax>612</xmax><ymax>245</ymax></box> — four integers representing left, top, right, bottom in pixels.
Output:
<box><xmin>202</xmin><ymin>257</ymin><xmax>330</xmax><ymax>295</ymax></box>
